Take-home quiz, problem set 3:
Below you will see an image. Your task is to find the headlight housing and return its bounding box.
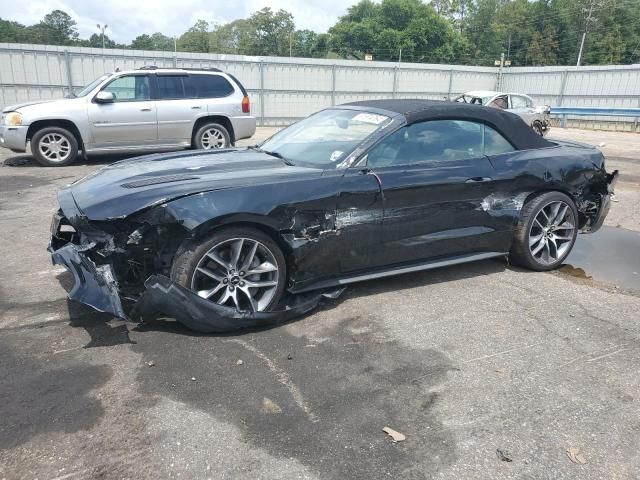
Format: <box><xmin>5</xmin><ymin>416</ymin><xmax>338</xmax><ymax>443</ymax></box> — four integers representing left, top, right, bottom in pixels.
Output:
<box><xmin>5</xmin><ymin>112</ymin><xmax>23</xmax><ymax>126</ymax></box>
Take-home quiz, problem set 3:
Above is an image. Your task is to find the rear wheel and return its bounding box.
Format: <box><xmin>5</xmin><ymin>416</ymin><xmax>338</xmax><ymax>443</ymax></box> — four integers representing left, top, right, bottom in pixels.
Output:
<box><xmin>31</xmin><ymin>127</ymin><xmax>79</xmax><ymax>166</ymax></box>
<box><xmin>193</xmin><ymin>123</ymin><xmax>230</xmax><ymax>150</ymax></box>
<box><xmin>532</xmin><ymin>121</ymin><xmax>544</xmax><ymax>136</ymax></box>
<box><xmin>510</xmin><ymin>192</ymin><xmax>578</xmax><ymax>271</ymax></box>
<box><xmin>171</xmin><ymin>226</ymin><xmax>286</xmax><ymax>312</ymax></box>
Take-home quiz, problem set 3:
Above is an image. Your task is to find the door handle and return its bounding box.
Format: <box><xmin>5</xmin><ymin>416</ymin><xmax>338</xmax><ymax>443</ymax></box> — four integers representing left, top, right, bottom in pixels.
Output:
<box><xmin>191</xmin><ymin>106</ymin><xmax>202</xmax><ymax>109</ymax></box>
<box><xmin>465</xmin><ymin>177</ymin><xmax>493</xmax><ymax>183</ymax></box>
<box><xmin>140</xmin><ymin>107</ymin><xmax>152</xmax><ymax>112</ymax></box>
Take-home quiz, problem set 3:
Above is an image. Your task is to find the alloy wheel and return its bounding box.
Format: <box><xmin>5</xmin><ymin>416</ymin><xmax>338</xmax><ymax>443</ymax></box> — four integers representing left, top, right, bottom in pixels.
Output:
<box><xmin>200</xmin><ymin>128</ymin><xmax>226</xmax><ymax>149</ymax></box>
<box><xmin>528</xmin><ymin>200</ymin><xmax>576</xmax><ymax>265</ymax></box>
<box><xmin>38</xmin><ymin>133</ymin><xmax>71</xmax><ymax>163</ymax></box>
<box><xmin>191</xmin><ymin>237</ymin><xmax>279</xmax><ymax>311</ymax></box>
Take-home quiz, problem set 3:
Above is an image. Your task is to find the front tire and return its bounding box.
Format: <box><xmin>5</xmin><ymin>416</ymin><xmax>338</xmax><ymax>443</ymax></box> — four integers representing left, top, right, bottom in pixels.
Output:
<box><xmin>31</xmin><ymin>127</ymin><xmax>79</xmax><ymax>166</ymax></box>
<box><xmin>532</xmin><ymin>121</ymin><xmax>544</xmax><ymax>136</ymax></box>
<box><xmin>171</xmin><ymin>226</ymin><xmax>286</xmax><ymax>312</ymax></box>
<box><xmin>193</xmin><ymin>123</ymin><xmax>231</xmax><ymax>150</ymax></box>
<box><xmin>510</xmin><ymin>192</ymin><xmax>578</xmax><ymax>271</ymax></box>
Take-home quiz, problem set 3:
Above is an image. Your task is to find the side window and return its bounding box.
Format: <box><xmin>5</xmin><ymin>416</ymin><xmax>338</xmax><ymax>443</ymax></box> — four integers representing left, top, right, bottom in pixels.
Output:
<box><xmin>101</xmin><ymin>75</ymin><xmax>150</xmax><ymax>102</ymax></box>
<box><xmin>156</xmin><ymin>75</ymin><xmax>186</xmax><ymax>99</ymax></box>
<box><xmin>483</xmin><ymin>125</ymin><xmax>516</xmax><ymax>156</ymax></box>
<box><xmin>510</xmin><ymin>95</ymin><xmax>529</xmax><ymax>109</ymax></box>
<box><xmin>488</xmin><ymin>95</ymin><xmax>508</xmax><ymax>109</ymax></box>
<box><xmin>186</xmin><ymin>75</ymin><xmax>235</xmax><ymax>98</ymax></box>
<box><xmin>367</xmin><ymin>120</ymin><xmax>484</xmax><ymax>168</ymax></box>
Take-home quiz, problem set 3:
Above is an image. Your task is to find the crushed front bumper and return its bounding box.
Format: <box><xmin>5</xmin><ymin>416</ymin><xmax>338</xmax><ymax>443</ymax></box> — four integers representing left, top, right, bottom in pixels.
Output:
<box><xmin>50</xmin><ymin>241</ymin><xmax>128</xmax><ymax>319</ymax></box>
<box><xmin>49</xmin><ymin>207</ymin><xmax>340</xmax><ymax>332</ymax></box>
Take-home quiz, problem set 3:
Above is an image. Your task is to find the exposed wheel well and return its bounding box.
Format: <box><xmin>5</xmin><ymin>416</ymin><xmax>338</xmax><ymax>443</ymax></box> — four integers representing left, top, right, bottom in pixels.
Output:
<box><xmin>192</xmin><ymin>116</ymin><xmax>235</xmax><ymax>145</ymax></box>
<box><xmin>195</xmin><ymin>221</ymin><xmax>290</xmax><ymax>255</ymax></box>
<box><xmin>27</xmin><ymin>120</ymin><xmax>84</xmax><ymax>150</ymax></box>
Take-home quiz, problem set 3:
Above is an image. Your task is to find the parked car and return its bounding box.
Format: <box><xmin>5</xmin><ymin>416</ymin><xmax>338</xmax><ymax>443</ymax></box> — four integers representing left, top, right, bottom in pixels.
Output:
<box><xmin>49</xmin><ymin>99</ymin><xmax>617</xmax><ymax>326</ymax></box>
<box><xmin>0</xmin><ymin>67</ymin><xmax>255</xmax><ymax>166</ymax></box>
<box><xmin>453</xmin><ymin>90</ymin><xmax>550</xmax><ymax>136</ymax></box>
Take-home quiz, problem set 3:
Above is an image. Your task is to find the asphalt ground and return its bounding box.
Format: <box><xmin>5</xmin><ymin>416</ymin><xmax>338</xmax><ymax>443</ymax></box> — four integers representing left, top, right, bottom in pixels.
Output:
<box><xmin>1</xmin><ymin>128</ymin><xmax>639</xmax><ymax>479</ymax></box>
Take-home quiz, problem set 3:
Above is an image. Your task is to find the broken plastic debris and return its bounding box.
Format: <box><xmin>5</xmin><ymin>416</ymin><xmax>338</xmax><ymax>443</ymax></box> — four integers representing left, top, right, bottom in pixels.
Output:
<box><xmin>260</xmin><ymin>397</ymin><xmax>283</xmax><ymax>414</ymax></box>
<box><xmin>147</xmin><ymin>360</ymin><xmax>155</xmax><ymax>367</ymax></box>
<box><xmin>382</xmin><ymin>427</ymin><xmax>406</xmax><ymax>443</ymax></box>
<box><xmin>566</xmin><ymin>446</ymin><xmax>587</xmax><ymax>464</ymax></box>
<box><xmin>236</xmin><ymin>359</ymin><xmax>244</xmax><ymax>365</ymax></box>
<box><xmin>191</xmin><ymin>377</ymin><xmax>196</xmax><ymax>381</ymax></box>
<box><xmin>496</xmin><ymin>449</ymin><xmax>513</xmax><ymax>462</ymax></box>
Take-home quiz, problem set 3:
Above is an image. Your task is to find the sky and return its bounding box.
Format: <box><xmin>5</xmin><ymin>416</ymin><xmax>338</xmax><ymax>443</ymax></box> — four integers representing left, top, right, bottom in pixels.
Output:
<box><xmin>0</xmin><ymin>0</ymin><xmax>361</xmax><ymax>43</ymax></box>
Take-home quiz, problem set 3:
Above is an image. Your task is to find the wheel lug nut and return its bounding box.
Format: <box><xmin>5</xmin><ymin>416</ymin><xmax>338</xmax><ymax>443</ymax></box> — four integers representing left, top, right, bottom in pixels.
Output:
<box><xmin>223</xmin><ymin>278</ymin><xmax>228</xmax><ymax>284</ymax></box>
<box><xmin>229</xmin><ymin>286</ymin><xmax>235</xmax><ymax>291</ymax></box>
<box><xmin>239</xmin><ymin>271</ymin><xmax>244</xmax><ymax>276</ymax></box>
<box><xmin>239</xmin><ymin>281</ymin><xmax>245</xmax><ymax>287</ymax></box>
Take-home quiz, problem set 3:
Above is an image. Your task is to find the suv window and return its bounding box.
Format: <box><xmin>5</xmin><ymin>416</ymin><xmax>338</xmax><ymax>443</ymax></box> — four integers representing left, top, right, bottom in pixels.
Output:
<box><xmin>156</xmin><ymin>75</ymin><xmax>186</xmax><ymax>99</ymax></box>
<box><xmin>101</xmin><ymin>75</ymin><xmax>150</xmax><ymax>102</ymax></box>
<box><xmin>510</xmin><ymin>95</ymin><xmax>529</xmax><ymax>109</ymax></box>
<box><xmin>488</xmin><ymin>95</ymin><xmax>508</xmax><ymax>109</ymax></box>
<box><xmin>368</xmin><ymin>120</ymin><xmax>485</xmax><ymax>167</ymax></box>
<box><xmin>186</xmin><ymin>75</ymin><xmax>235</xmax><ymax>98</ymax></box>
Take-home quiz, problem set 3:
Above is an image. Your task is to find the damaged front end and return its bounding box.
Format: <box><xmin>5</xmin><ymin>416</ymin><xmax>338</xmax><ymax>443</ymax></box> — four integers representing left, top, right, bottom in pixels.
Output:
<box><xmin>49</xmin><ymin>188</ymin><xmax>339</xmax><ymax>332</ymax></box>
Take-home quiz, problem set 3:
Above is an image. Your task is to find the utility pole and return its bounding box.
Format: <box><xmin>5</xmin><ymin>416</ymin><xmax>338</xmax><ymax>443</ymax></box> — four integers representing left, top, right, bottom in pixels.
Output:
<box><xmin>398</xmin><ymin>48</ymin><xmax>402</xmax><ymax>63</ymax></box>
<box><xmin>577</xmin><ymin>0</ymin><xmax>599</xmax><ymax>66</ymax></box>
<box><xmin>96</xmin><ymin>24</ymin><xmax>108</xmax><ymax>49</ymax></box>
<box><xmin>289</xmin><ymin>32</ymin><xmax>292</xmax><ymax>57</ymax></box>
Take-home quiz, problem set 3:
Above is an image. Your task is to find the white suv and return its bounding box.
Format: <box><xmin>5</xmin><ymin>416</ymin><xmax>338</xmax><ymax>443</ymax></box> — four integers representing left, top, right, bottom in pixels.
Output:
<box><xmin>0</xmin><ymin>67</ymin><xmax>256</xmax><ymax>166</ymax></box>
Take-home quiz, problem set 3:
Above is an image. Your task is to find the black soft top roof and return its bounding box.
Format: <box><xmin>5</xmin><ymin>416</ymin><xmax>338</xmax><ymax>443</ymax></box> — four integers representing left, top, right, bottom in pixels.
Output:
<box><xmin>341</xmin><ymin>99</ymin><xmax>553</xmax><ymax>150</ymax></box>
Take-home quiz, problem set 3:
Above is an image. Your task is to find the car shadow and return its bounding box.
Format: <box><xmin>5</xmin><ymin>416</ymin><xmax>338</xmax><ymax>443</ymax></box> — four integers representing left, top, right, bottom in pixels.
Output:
<box><xmin>56</xmin><ymin>271</ymin><xmax>136</xmax><ymax>348</ymax></box>
<box><xmin>133</xmin><ymin>257</ymin><xmax>508</xmax><ymax>336</ymax></box>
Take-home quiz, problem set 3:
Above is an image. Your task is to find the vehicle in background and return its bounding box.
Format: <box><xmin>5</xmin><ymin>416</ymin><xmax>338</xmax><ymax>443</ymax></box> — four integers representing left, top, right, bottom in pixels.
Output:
<box><xmin>453</xmin><ymin>91</ymin><xmax>550</xmax><ymax>136</ymax></box>
<box><xmin>0</xmin><ymin>67</ymin><xmax>256</xmax><ymax>166</ymax></box>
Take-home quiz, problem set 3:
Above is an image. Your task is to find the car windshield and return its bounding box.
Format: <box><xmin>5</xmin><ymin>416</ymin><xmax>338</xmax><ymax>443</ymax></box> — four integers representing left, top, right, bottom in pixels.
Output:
<box><xmin>259</xmin><ymin>108</ymin><xmax>391</xmax><ymax>168</ymax></box>
<box><xmin>73</xmin><ymin>73</ymin><xmax>112</xmax><ymax>97</ymax></box>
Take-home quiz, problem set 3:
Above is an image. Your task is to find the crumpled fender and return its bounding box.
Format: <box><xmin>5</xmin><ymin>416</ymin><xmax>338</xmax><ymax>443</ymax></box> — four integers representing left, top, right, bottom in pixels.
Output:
<box><xmin>131</xmin><ymin>275</ymin><xmax>344</xmax><ymax>333</ymax></box>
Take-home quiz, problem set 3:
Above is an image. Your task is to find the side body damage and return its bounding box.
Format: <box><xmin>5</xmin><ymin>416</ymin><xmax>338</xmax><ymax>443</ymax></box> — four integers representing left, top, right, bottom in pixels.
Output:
<box><xmin>49</xmin><ymin>102</ymin><xmax>618</xmax><ymax>332</ymax></box>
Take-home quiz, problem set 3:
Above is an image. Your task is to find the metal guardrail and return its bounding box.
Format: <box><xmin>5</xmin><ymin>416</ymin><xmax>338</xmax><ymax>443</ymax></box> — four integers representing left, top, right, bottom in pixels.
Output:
<box><xmin>551</xmin><ymin>106</ymin><xmax>640</xmax><ymax>129</ymax></box>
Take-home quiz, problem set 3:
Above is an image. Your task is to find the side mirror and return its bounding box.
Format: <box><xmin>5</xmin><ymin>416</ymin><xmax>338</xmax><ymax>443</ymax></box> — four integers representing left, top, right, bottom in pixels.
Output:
<box><xmin>95</xmin><ymin>91</ymin><xmax>114</xmax><ymax>103</ymax></box>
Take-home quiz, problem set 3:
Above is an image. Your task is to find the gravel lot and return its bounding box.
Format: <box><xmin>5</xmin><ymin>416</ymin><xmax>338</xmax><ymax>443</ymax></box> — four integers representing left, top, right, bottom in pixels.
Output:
<box><xmin>1</xmin><ymin>128</ymin><xmax>639</xmax><ymax>480</ymax></box>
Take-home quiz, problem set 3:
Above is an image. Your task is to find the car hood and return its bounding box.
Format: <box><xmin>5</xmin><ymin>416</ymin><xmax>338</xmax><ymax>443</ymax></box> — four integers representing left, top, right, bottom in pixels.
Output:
<box><xmin>63</xmin><ymin>149</ymin><xmax>324</xmax><ymax>221</ymax></box>
<box><xmin>3</xmin><ymin>98</ymin><xmax>62</xmax><ymax>112</ymax></box>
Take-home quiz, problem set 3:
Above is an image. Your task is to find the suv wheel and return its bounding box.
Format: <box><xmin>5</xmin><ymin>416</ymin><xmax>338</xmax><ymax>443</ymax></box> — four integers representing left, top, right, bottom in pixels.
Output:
<box><xmin>194</xmin><ymin>123</ymin><xmax>230</xmax><ymax>150</ymax></box>
<box><xmin>31</xmin><ymin>127</ymin><xmax>79</xmax><ymax>166</ymax></box>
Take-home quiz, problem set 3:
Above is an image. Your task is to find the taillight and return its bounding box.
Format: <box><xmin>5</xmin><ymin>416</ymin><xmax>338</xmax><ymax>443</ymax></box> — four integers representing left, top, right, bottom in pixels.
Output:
<box><xmin>241</xmin><ymin>96</ymin><xmax>250</xmax><ymax>113</ymax></box>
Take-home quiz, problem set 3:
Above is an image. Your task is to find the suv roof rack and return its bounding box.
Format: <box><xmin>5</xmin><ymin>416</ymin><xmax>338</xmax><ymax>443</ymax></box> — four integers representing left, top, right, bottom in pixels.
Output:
<box><xmin>137</xmin><ymin>66</ymin><xmax>223</xmax><ymax>73</ymax></box>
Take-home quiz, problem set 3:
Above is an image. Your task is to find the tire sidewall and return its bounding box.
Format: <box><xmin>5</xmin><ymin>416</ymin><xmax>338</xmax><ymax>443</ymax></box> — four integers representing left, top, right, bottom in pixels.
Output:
<box><xmin>194</xmin><ymin>123</ymin><xmax>230</xmax><ymax>150</ymax></box>
<box><xmin>31</xmin><ymin>127</ymin><xmax>79</xmax><ymax>167</ymax></box>
<box><xmin>521</xmin><ymin>192</ymin><xmax>578</xmax><ymax>270</ymax></box>
<box><xmin>171</xmin><ymin>226</ymin><xmax>287</xmax><ymax>311</ymax></box>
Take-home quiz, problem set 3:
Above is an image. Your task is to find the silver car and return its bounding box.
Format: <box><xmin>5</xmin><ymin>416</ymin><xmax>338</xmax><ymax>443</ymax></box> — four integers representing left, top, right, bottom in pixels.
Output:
<box><xmin>453</xmin><ymin>90</ymin><xmax>550</xmax><ymax>136</ymax></box>
<box><xmin>0</xmin><ymin>67</ymin><xmax>256</xmax><ymax>166</ymax></box>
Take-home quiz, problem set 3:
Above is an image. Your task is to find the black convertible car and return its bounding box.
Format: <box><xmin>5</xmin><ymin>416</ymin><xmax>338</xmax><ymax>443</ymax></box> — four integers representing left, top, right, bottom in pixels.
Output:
<box><xmin>50</xmin><ymin>99</ymin><xmax>617</xmax><ymax>330</ymax></box>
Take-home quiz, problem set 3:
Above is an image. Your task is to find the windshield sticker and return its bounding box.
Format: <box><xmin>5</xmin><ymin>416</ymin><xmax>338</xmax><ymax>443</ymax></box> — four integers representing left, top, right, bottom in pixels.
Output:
<box><xmin>352</xmin><ymin>113</ymin><xmax>388</xmax><ymax>125</ymax></box>
<box><xmin>330</xmin><ymin>150</ymin><xmax>344</xmax><ymax>162</ymax></box>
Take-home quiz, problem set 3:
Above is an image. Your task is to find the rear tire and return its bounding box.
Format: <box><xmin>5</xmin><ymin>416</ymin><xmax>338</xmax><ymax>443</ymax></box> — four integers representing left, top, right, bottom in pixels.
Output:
<box><xmin>510</xmin><ymin>191</ymin><xmax>578</xmax><ymax>271</ymax></box>
<box><xmin>31</xmin><ymin>127</ymin><xmax>79</xmax><ymax>166</ymax></box>
<box><xmin>532</xmin><ymin>121</ymin><xmax>544</xmax><ymax>136</ymax></box>
<box><xmin>193</xmin><ymin>123</ymin><xmax>231</xmax><ymax>150</ymax></box>
<box><xmin>171</xmin><ymin>226</ymin><xmax>286</xmax><ymax>312</ymax></box>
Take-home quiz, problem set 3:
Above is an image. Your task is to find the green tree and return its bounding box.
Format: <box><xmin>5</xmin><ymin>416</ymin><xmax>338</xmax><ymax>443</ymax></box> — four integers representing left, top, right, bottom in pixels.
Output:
<box><xmin>246</xmin><ymin>8</ymin><xmax>295</xmax><ymax>56</ymax></box>
<box><xmin>36</xmin><ymin>10</ymin><xmax>78</xmax><ymax>45</ymax></box>
<box><xmin>178</xmin><ymin>19</ymin><xmax>210</xmax><ymax>52</ymax></box>
<box><xmin>0</xmin><ymin>18</ymin><xmax>27</xmax><ymax>42</ymax></box>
